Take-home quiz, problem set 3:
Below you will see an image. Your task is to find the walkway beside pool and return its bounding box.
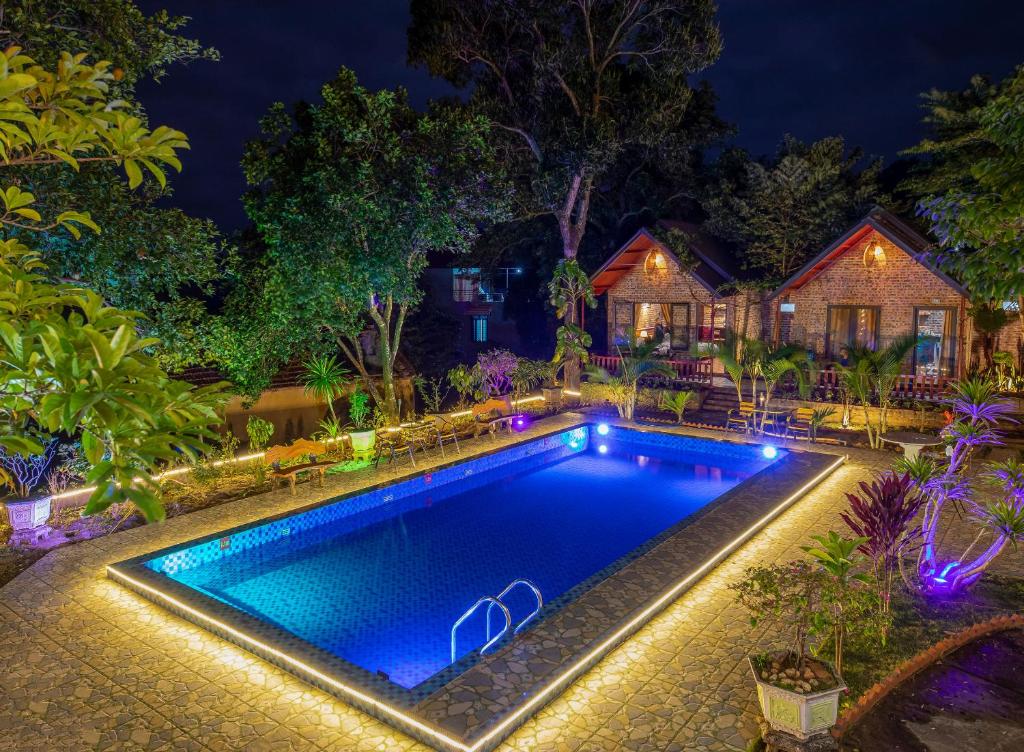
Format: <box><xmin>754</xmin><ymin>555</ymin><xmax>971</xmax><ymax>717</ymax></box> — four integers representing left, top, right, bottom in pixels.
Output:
<box><xmin>0</xmin><ymin>414</ymin><xmax>1008</xmax><ymax>751</ymax></box>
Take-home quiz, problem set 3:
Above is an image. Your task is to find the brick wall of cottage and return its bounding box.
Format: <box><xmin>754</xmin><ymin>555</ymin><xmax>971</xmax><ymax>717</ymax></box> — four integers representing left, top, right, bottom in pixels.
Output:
<box><xmin>780</xmin><ymin>230</ymin><xmax>968</xmax><ymax>363</ymax></box>
<box><xmin>604</xmin><ymin>252</ymin><xmax>764</xmax><ymax>351</ymax></box>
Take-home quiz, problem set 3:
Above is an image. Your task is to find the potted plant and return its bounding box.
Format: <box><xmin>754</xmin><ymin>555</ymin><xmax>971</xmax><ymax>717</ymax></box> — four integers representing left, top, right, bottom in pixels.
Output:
<box><xmin>347</xmin><ymin>390</ymin><xmax>376</xmax><ymax>455</ymax></box>
<box><xmin>731</xmin><ymin>560</ymin><xmax>847</xmax><ymax>741</ymax></box>
<box><xmin>1</xmin><ymin>439</ymin><xmax>59</xmax><ymax>540</ymax></box>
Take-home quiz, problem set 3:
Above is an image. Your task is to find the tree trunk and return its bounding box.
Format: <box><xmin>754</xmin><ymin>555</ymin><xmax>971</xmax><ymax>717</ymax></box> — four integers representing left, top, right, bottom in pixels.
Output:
<box><xmin>556</xmin><ymin>173</ymin><xmax>591</xmax><ymax>391</ymax></box>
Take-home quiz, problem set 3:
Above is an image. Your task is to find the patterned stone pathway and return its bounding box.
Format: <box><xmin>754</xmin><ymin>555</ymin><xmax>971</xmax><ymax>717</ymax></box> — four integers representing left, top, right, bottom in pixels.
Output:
<box><xmin>0</xmin><ymin>416</ymin><xmax>1017</xmax><ymax>751</ymax></box>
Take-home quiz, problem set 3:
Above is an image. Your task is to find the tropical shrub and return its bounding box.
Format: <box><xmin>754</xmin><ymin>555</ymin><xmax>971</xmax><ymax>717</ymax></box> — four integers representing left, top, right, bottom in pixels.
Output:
<box><xmin>476</xmin><ymin>349</ymin><xmax>518</xmax><ymax>398</ymax></box>
<box><xmin>834</xmin><ymin>336</ymin><xmax>917</xmax><ymax>448</ymax></box>
<box><xmin>414</xmin><ymin>375</ymin><xmax>450</xmax><ymax>415</ymax></box>
<box><xmin>802</xmin><ymin>531</ymin><xmax>886</xmax><ymax>672</ymax></box>
<box><xmin>659</xmin><ymin>389</ymin><xmax>696</xmax><ymax>425</ymax></box>
<box><xmin>732</xmin><ymin>560</ymin><xmax>828</xmax><ymax>675</ymax></box>
<box><xmin>585</xmin><ymin>335</ymin><xmax>674</xmax><ymax>421</ymax></box>
<box><xmin>914</xmin><ymin>378</ymin><xmax>1022</xmax><ymax>592</ymax></box>
<box><xmin>301</xmin><ymin>354</ymin><xmax>349</xmax><ymax>421</ymax></box>
<box><xmin>447</xmin><ymin>364</ymin><xmax>481</xmax><ymax>407</ymax></box>
<box><xmin>347</xmin><ymin>391</ymin><xmax>372</xmax><ymax>431</ymax></box>
<box><xmin>245</xmin><ymin>416</ymin><xmax>275</xmax><ymax>451</ymax></box>
<box><xmin>841</xmin><ymin>473</ymin><xmax>925</xmax><ymax>622</ymax></box>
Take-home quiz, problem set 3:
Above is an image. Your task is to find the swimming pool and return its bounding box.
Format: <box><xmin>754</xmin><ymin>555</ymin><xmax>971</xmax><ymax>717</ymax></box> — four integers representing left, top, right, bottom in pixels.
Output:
<box><xmin>109</xmin><ymin>422</ymin><xmax>844</xmax><ymax>751</ymax></box>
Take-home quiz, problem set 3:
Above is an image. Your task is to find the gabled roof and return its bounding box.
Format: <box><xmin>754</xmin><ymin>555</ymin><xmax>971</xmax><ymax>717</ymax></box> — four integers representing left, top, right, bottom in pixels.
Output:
<box><xmin>590</xmin><ymin>223</ymin><xmax>740</xmax><ymax>296</ymax></box>
<box><xmin>769</xmin><ymin>208</ymin><xmax>967</xmax><ymax>299</ymax></box>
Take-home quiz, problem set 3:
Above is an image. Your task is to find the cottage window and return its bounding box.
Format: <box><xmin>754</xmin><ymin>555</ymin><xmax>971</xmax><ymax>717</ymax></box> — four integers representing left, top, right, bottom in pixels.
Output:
<box><xmin>826</xmin><ymin>305</ymin><xmax>880</xmax><ymax>358</ymax></box>
<box><xmin>697</xmin><ymin>302</ymin><xmax>726</xmax><ymax>343</ymax></box>
<box><xmin>612</xmin><ymin>301</ymin><xmax>634</xmax><ymax>345</ymax></box>
<box><xmin>913</xmin><ymin>307</ymin><xmax>956</xmax><ymax>377</ymax></box>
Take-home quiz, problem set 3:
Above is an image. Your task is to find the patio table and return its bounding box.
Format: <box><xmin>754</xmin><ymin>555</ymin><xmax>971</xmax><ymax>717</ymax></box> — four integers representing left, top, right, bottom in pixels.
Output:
<box><xmin>758</xmin><ymin>408</ymin><xmax>793</xmax><ymax>435</ymax></box>
<box><xmin>881</xmin><ymin>431</ymin><xmax>943</xmax><ymax>460</ymax></box>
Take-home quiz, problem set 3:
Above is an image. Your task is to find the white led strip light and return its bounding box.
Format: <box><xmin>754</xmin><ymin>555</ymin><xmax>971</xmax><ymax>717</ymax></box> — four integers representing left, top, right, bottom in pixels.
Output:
<box><xmin>107</xmin><ymin>452</ymin><xmax>847</xmax><ymax>752</ymax></box>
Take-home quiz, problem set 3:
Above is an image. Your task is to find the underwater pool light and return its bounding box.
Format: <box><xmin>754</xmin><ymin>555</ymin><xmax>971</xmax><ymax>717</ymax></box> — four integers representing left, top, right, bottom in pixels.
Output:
<box><xmin>598</xmin><ymin>444</ymin><xmax>608</xmax><ymax>454</ymax></box>
<box><xmin>761</xmin><ymin>445</ymin><xmax>778</xmax><ymax>459</ymax></box>
<box><xmin>596</xmin><ymin>423</ymin><xmax>610</xmax><ymax>436</ymax></box>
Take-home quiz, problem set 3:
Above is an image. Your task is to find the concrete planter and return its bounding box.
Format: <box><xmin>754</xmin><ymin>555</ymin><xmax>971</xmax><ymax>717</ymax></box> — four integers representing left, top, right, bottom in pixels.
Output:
<box><xmin>4</xmin><ymin>494</ymin><xmax>52</xmax><ymax>533</ymax></box>
<box><xmin>749</xmin><ymin>656</ymin><xmax>845</xmax><ymax>740</ymax></box>
<box><xmin>349</xmin><ymin>429</ymin><xmax>376</xmax><ymax>455</ymax></box>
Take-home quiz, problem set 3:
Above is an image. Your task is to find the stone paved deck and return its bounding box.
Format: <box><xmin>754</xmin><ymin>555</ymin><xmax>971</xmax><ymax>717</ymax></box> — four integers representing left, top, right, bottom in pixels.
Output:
<box><xmin>0</xmin><ymin>415</ymin><xmax>1018</xmax><ymax>751</ymax></box>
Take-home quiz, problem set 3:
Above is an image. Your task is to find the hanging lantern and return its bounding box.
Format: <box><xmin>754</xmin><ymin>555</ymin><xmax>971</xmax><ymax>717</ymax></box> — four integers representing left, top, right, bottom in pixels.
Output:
<box><xmin>862</xmin><ymin>240</ymin><xmax>887</xmax><ymax>269</ymax></box>
<box><xmin>645</xmin><ymin>250</ymin><xmax>665</xmax><ymax>274</ymax></box>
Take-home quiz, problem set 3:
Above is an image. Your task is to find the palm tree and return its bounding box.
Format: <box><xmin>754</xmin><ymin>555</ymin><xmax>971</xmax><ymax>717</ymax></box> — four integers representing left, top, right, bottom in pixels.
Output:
<box><xmin>835</xmin><ymin>335</ymin><xmax>917</xmax><ymax>448</ymax></box>
<box><xmin>587</xmin><ymin>335</ymin><xmax>674</xmax><ymax>421</ymax></box>
<box><xmin>708</xmin><ymin>332</ymin><xmax>751</xmax><ymax>409</ymax></box>
<box><xmin>301</xmin><ymin>354</ymin><xmax>351</xmax><ymax>421</ymax></box>
<box><xmin>748</xmin><ymin>343</ymin><xmax>808</xmax><ymax>432</ymax></box>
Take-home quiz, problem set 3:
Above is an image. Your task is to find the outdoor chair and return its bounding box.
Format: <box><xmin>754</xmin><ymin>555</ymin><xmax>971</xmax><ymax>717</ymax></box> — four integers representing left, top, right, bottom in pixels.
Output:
<box><xmin>726</xmin><ymin>401</ymin><xmax>756</xmax><ymax>433</ymax></box>
<box><xmin>787</xmin><ymin>407</ymin><xmax>816</xmax><ymax>440</ymax></box>
<box><xmin>372</xmin><ymin>430</ymin><xmax>418</xmax><ymax>469</ymax></box>
<box><xmin>427</xmin><ymin>415</ymin><xmax>462</xmax><ymax>457</ymax></box>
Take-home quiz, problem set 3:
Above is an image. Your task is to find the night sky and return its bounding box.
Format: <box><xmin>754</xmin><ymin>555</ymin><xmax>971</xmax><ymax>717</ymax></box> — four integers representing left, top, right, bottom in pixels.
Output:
<box><xmin>136</xmin><ymin>0</ymin><xmax>1024</xmax><ymax>232</ymax></box>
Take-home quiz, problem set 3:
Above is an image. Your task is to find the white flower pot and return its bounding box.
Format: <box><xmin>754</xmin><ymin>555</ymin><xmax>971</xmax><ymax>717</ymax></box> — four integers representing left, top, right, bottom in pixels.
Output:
<box><xmin>349</xmin><ymin>429</ymin><xmax>376</xmax><ymax>455</ymax></box>
<box><xmin>749</xmin><ymin>656</ymin><xmax>845</xmax><ymax>740</ymax></box>
<box><xmin>5</xmin><ymin>494</ymin><xmax>52</xmax><ymax>532</ymax></box>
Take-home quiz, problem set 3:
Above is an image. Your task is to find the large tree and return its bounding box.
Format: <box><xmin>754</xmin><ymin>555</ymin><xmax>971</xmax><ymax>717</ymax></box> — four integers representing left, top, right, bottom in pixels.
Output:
<box><xmin>905</xmin><ymin>66</ymin><xmax>1024</xmax><ymax>341</ymax></box>
<box><xmin>703</xmin><ymin>136</ymin><xmax>881</xmax><ymax>285</ymax></box>
<box><xmin>235</xmin><ymin>69</ymin><xmax>507</xmax><ymax>420</ymax></box>
<box><xmin>409</xmin><ymin>0</ymin><xmax>722</xmax><ymax>384</ymax></box>
<box><xmin>1</xmin><ymin>0</ymin><xmax>228</xmax><ymax>361</ymax></box>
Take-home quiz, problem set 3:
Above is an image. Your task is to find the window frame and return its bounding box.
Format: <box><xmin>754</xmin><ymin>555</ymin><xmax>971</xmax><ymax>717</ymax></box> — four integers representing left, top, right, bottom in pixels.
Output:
<box><xmin>825</xmin><ymin>304</ymin><xmax>882</xmax><ymax>359</ymax></box>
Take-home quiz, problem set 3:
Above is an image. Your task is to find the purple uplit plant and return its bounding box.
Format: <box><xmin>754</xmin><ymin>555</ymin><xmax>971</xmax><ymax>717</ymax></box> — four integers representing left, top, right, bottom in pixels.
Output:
<box><xmin>911</xmin><ymin>378</ymin><xmax>1023</xmax><ymax>594</ymax></box>
<box><xmin>0</xmin><ymin>440</ymin><xmax>58</xmax><ymax>499</ymax></box>
<box><xmin>475</xmin><ymin>349</ymin><xmax>519</xmax><ymax>398</ymax></box>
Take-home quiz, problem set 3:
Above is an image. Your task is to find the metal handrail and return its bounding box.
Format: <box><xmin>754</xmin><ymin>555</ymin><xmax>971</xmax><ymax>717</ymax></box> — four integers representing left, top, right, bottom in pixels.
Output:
<box><xmin>451</xmin><ymin>596</ymin><xmax>511</xmax><ymax>664</ymax></box>
<box><xmin>486</xmin><ymin>579</ymin><xmax>543</xmax><ymax>637</ymax></box>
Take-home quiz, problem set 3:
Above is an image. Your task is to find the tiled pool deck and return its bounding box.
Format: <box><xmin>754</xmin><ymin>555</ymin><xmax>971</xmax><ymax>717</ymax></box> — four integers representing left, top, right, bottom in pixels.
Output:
<box><xmin>0</xmin><ymin>414</ymin><xmax>1014</xmax><ymax>751</ymax></box>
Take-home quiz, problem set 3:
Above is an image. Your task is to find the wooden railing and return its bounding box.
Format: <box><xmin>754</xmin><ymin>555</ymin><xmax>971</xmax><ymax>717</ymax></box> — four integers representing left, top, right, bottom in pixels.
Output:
<box><xmin>590</xmin><ymin>354</ymin><xmax>714</xmax><ymax>385</ymax></box>
<box><xmin>816</xmin><ymin>368</ymin><xmax>951</xmax><ymax>401</ymax></box>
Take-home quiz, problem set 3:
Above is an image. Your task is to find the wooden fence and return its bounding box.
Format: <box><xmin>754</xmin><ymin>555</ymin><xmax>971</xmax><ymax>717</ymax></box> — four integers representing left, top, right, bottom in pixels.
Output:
<box><xmin>816</xmin><ymin>368</ymin><xmax>951</xmax><ymax>401</ymax></box>
<box><xmin>590</xmin><ymin>354</ymin><xmax>714</xmax><ymax>385</ymax></box>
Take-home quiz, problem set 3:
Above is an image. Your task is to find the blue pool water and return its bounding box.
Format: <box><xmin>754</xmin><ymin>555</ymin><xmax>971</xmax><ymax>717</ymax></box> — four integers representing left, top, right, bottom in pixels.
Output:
<box><xmin>147</xmin><ymin>427</ymin><xmax>779</xmax><ymax>689</ymax></box>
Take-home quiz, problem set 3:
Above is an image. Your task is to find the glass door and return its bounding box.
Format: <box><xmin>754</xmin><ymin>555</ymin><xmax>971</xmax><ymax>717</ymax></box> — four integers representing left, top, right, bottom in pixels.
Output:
<box><xmin>913</xmin><ymin>307</ymin><xmax>956</xmax><ymax>377</ymax></box>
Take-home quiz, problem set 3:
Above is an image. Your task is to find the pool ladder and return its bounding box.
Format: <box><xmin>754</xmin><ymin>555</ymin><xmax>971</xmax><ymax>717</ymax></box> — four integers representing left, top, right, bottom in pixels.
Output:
<box><xmin>450</xmin><ymin>579</ymin><xmax>543</xmax><ymax>664</ymax></box>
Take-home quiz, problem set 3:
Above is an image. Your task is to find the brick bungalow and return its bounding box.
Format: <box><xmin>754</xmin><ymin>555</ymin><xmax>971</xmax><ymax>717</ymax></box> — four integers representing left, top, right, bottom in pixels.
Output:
<box><xmin>590</xmin><ymin>221</ymin><xmax>765</xmax><ymax>356</ymax></box>
<box><xmin>769</xmin><ymin>208</ymin><xmax>1020</xmax><ymax>379</ymax></box>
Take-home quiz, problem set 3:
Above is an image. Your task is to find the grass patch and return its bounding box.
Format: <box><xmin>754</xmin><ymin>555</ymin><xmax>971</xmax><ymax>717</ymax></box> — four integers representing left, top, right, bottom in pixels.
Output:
<box><xmin>840</xmin><ymin>574</ymin><xmax>1024</xmax><ymax>699</ymax></box>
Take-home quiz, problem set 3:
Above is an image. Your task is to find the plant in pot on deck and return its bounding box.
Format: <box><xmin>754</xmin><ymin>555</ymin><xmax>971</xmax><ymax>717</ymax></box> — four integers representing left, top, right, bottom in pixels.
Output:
<box><xmin>732</xmin><ymin>558</ymin><xmax>850</xmax><ymax>741</ymax></box>
<box><xmin>346</xmin><ymin>390</ymin><xmax>376</xmax><ymax>455</ymax></box>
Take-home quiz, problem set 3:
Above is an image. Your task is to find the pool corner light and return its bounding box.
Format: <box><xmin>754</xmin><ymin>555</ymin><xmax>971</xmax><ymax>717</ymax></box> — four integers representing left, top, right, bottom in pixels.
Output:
<box><xmin>598</xmin><ymin>444</ymin><xmax>608</xmax><ymax>455</ymax></box>
<box><xmin>761</xmin><ymin>445</ymin><xmax>778</xmax><ymax>460</ymax></box>
<box><xmin>596</xmin><ymin>423</ymin><xmax>610</xmax><ymax>436</ymax></box>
